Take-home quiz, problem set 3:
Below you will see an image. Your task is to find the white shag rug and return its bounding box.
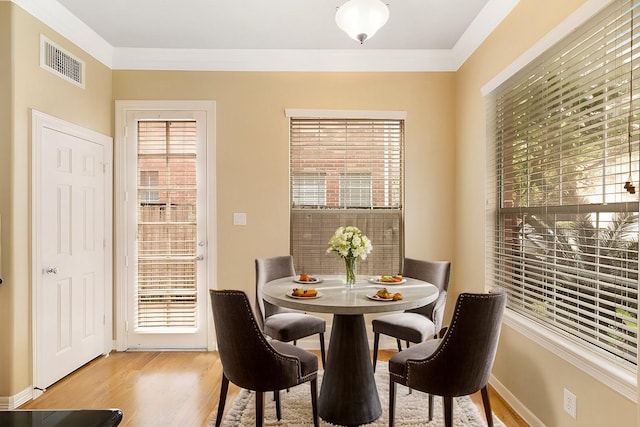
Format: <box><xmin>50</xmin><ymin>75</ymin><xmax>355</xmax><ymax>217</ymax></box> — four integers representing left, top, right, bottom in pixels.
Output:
<box><xmin>213</xmin><ymin>363</ymin><xmax>505</xmax><ymax>427</ymax></box>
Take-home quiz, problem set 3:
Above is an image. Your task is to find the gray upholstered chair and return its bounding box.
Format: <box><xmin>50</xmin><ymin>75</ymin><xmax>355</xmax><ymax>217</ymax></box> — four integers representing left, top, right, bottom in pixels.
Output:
<box><xmin>371</xmin><ymin>258</ymin><xmax>451</xmax><ymax>371</ymax></box>
<box><xmin>388</xmin><ymin>288</ymin><xmax>507</xmax><ymax>427</ymax></box>
<box><xmin>255</xmin><ymin>256</ymin><xmax>326</xmax><ymax>367</ymax></box>
<box><xmin>210</xmin><ymin>289</ymin><xmax>319</xmax><ymax>427</ymax></box>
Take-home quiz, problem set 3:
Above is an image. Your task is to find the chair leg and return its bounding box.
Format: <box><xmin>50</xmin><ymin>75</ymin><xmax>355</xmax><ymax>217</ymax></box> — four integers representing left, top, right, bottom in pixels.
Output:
<box><xmin>428</xmin><ymin>393</ymin><xmax>433</xmax><ymax>421</ymax></box>
<box><xmin>215</xmin><ymin>374</ymin><xmax>229</xmax><ymax>427</ymax></box>
<box><xmin>310</xmin><ymin>378</ymin><xmax>319</xmax><ymax>427</ymax></box>
<box><xmin>389</xmin><ymin>379</ymin><xmax>397</xmax><ymax>427</ymax></box>
<box><xmin>274</xmin><ymin>390</ymin><xmax>282</xmax><ymax>420</ymax></box>
<box><xmin>256</xmin><ymin>391</ymin><xmax>265</xmax><ymax>427</ymax></box>
<box><xmin>481</xmin><ymin>385</ymin><xmax>494</xmax><ymax>427</ymax></box>
<box><xmin>405</xmin><ymin>340</ymin><xmax>410</xmax><ymax>349</ymax></box>
<box><xmin>443</xmin><ymin>396</ymin><xmax>453</xmax><ymax>427</ymax></box>
<box><xmin>319</xmin><ymin>333</ymin><xmax>326</xmax><ymax>368</ymax></box>
<box><xmin>372</xmin><ymin>333</ymin><xmax>380</xmax><ymax>372</ymax></box>
<box><xmin>396</xmin><ymin>339</ymin><xmax>402</xmax><ymax>352</ymax></box>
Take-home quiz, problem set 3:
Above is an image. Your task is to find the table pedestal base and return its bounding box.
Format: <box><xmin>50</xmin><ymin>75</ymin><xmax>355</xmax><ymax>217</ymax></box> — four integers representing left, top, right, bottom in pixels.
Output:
<box><xmin>318</xmin><ymin>314</ymin><xmax>382</xmax><ymax>426</ymax></box>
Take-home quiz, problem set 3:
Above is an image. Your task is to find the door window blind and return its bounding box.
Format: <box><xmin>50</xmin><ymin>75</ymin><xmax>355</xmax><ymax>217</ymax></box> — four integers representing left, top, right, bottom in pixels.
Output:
<box><xmin>290</xmin><ymin>118</ymin><xmax>404</xmax><ymax>275</ymax></box>
<box><xmin>136</xmin><ymin>120</ymin><xmax>198</xmax><ymax>328</ymax></box>
<box><xmin>487</xmin><ymin>0</ymin><xmax>639</xmax><ymax>367</ymax></box>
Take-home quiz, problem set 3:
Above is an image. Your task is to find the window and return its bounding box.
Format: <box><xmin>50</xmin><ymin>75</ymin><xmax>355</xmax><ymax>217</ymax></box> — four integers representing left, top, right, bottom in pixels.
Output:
<box><xmin>136</xmin><ymin>120</ymin><xmax>198</xmax><ymax>328</ymax></box>
<box><xmin>288</xmin><ymin>112</ymin><xmax>404</xmax><ymax>275</ymax></box>
<box><xmin>340</xmin><ymin>173</ymin><xmax>373</xmax><ymax>207</ymax></box>
<box><xmin>292</xmin><ymin>173</ymin><xmax>326</xmax><ymax>206</ymax></box>
<box><xmin>139</xmin><ymin>170</ymin><xmax>159</xmax><ymax>203</ymax></box>
<box><xmin>487</xmin><ymin>0</ymin><xmax>639</xmax><ymax>370</ymax></box>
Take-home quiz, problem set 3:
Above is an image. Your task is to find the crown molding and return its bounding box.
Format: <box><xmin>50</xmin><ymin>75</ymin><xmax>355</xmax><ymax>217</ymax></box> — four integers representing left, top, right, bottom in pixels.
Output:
<box><xmin>112</xmin><ymin>48</ymin><xmax>458</xmax><ymax>72</ymax></box>
<box><xmin>9</xmin><ymin>0</ymin><xmax>519</xmax><ymax>72</ymax></box>
<box><xmin>481</xmin><ymin>0</ymin><xmax>613</xmax><ymax>95</ymax></box>
<box><xmin>452</xmin><ymin>0</ymin><xmax>520</xmax><ymax>67</ymax></box>
<box><xmin>10</xmin><ymin>0</ymin><xmax>113</xmax><ymax>67</ymax></box>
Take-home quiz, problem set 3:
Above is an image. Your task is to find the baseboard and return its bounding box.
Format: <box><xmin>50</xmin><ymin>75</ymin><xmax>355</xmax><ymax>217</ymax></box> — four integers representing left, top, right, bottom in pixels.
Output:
<box><xmin>490</xmin><ymin>373</ymin><xmax>545</xmax><ymax>427</ymax></box>
<box><xmin>0</xmin><ymin>387</ymin><xmax>33</xmax><ymax>410</ymax></box>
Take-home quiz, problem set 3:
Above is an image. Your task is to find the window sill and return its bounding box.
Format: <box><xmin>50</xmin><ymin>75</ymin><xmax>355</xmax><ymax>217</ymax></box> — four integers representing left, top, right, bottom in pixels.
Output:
<box><xmin>503</xmin><ymin>310</ymin><xmax>637</xmax><ymax>402</ymax></box>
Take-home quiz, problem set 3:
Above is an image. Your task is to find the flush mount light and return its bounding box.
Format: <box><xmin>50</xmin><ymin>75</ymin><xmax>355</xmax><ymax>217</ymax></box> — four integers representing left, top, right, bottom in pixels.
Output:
<box><xmin>335</xmin><ymin>0</ymin><xmax>390</xmax><ymax>44</ymax></box>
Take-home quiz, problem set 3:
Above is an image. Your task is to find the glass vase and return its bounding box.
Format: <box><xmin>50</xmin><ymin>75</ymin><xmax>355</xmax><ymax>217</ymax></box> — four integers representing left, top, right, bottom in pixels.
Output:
<box><xmin>344</xmin><ymin>256</ymin><xmax>358</xmax><ymax>288</ymax></box>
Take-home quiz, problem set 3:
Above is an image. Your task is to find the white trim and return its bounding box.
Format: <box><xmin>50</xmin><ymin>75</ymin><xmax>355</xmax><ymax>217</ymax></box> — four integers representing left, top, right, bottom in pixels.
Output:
<box><xmin>10</xmin><ymin>0</ymin><xmax>113</xmax><ymax>68</ymax></box>
<box><xmin>9</xmin><ymin>0</ymin><xmax>516</xmax><ymax>72</ymax></box>
<box><xmin>285</xmin><ymin>108</ymin><xmax>407</xmax><ymax>120</ymax></box>
<box><xmin>0</xmin><ymin>387</ymin><xmax>33</xmax><ymax>410</ymax></box>
<box><xmin>489</xmin><ymin>374</ymin><xmax>545</xmax><ymax>427</ymax></box>
<box><xmin>481</xmin><ymin>0</ymin><xmax>613</xmax><ymax>96</ymax></box>
<box><xmin>452</xmin><ymin>0</ymin><xmax>520</xmax><ymax>68</ymax></box>
<box><xmin>112</xmin><ymin>48</ymin><xmax>458</xmax><ymax>72</ymax></box>
<box><xmin>503</xmin><ymin>310</ymin><xmax>637</xmax><ymax>402</ymax></box>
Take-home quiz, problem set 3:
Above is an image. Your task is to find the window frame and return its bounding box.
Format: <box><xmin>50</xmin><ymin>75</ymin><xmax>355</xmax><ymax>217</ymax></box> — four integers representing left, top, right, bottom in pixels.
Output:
<box><xmin>483</xmin><ymin>0</ymin><xmax>639</xmax><ymax>400</ymax></box>
<box><xmin>286</xmin><ymin>109</ymin><xmax>406</xmax><ymax>276</ymax></box>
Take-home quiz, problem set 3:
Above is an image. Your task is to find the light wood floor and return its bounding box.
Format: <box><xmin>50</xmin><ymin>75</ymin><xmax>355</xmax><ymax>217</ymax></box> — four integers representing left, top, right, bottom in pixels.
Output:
<box><xmin>19</xmin><ymin>350</ymin><xmax>528</xmax><ymax>427</ymax></box>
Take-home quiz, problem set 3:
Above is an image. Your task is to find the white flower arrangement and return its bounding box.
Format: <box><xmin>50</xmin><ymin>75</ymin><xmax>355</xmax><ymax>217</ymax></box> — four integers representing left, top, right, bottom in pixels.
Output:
<box><xmin>326</xmin><ymin>226</ymin><xmax>373</xmax><ymax>261</ymax></box>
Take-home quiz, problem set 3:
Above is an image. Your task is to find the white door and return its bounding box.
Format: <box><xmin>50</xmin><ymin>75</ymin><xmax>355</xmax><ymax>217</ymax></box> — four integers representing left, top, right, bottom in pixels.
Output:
<box><xmin>33</xmin><ymin>111</ymin><xmax>112</xmax><ymax>390</ymax></box>
<box><xmin>123</xmin><ymin>109</ymin><xmax>209</xmax><ymax>349</ymax></box>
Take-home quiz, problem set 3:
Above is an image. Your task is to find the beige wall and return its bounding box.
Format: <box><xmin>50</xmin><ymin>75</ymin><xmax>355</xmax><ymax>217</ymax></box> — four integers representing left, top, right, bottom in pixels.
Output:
<box><xmin>456</xmin><ymin>0</ymin><xmax>637</xmax><ymax>425</ymax></box>
<box><xmin>2</xmin><ymin>1</ymin><xmax>638</xmax><ymax>425</ymax></box>
<box><xmin>0</xmin><ymin>1</ymin><xmax>14</xmax><ymax>397</ymax></box>
<box><xmin>112</xmin><ymin>71</ymin><xmax>457</xmax><ymax>299</ymax></box>
<box><xmin>0</xmin><ymin>3</ymin><xmax>112</xmax><ymax>396</ymax></box>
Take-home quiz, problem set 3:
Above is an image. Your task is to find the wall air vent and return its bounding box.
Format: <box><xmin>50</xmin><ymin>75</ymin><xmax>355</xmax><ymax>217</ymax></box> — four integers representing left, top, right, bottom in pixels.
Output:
<box><xmin>40</xmin><ymin>35</ymin><xmax>85</xmax><ymax>89</ymax></box>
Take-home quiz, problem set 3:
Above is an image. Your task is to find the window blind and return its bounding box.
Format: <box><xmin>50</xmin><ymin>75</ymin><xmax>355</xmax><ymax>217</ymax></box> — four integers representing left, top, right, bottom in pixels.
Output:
<box><xmin>136</xmin><ymin>120</ymin><xmax>198</xmax><ymax>328</ymax></box>
<box><xmin>487</xmin><ymin>0</ymin><xmax>640</xmax><ymax>367</ymax></box>
<box><xmin>290</xmin><ymin>117</ymin><xmax>404</xmax><ymax>275</ymax></box>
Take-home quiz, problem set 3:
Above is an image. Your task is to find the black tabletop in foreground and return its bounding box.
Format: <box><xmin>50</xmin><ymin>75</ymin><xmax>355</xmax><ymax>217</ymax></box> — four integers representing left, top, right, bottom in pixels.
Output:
<box><xmin>0</xmin><ymin>409</ymin><xmax>123</xmax><ymax>427</ymax></box>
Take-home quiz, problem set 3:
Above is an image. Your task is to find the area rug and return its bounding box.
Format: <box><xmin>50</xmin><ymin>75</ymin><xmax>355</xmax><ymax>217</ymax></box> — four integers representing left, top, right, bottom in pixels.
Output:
<box><xmin>212</xmin><ymin>363</ymin><xmax>505</xmax><ymax>426</ymax></box>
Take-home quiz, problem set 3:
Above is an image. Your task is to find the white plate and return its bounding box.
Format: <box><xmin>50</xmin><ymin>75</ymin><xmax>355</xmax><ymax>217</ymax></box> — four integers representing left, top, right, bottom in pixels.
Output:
<box><xmin>293</xmin><ymin>277</ymin><xmax>323</xmax><ymax>284</ymax></box>
<box><xmin>368</xmin><ymin>277</ymin><xmax>406</xmax><ymax>285</ymax></box>
<box><xmin>367</xmin><ymin>294</ymin><xmax>394</xmax><ymax>302</ymax></box>
<box><xmin>286</xmin><ymin>291</ymin><xmax>323</xmax><ymax>299</ymax></box>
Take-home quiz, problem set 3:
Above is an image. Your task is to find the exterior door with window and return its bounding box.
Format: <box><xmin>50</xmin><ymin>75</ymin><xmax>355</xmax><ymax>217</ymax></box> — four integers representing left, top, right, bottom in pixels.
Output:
<box><xmin>124</xmin><ymin>110</ymin><xmax>209</xmax><ymax>349</ymax></box>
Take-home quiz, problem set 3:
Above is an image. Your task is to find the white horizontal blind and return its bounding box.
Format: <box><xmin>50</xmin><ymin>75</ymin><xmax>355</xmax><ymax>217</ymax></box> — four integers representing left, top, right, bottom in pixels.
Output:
<box><xmin>136</xmin><ymin>121</ymin><xmax>198</xmax><ymax>328</ymax></box>
<box><xmin>487</xmin><ymin>0</ymin><xmax>640</xmax><ymax>367</ymax></box>
<box><xmin>290</xmin><ymin>118</ymin><xmax>404</xmax><ymax>275</ymax></box>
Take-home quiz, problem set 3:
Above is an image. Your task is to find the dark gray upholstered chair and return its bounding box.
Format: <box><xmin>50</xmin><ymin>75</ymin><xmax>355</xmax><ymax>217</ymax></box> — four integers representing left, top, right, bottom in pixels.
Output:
<box><xmin>388</xmin><ymin>288</ymin><xmax>507</xmax><ymax>427</ymax></box>
<box><xmin>371</xmin><ymin>258</ymin><xmax>451</xmax><ymax>371</ymax></box>
<box><xmin>210</xmin><ymin>290</ymin><xmax>319</xmax><ymax>427</ymax></box>
<box><xmin>255</xmin><ymin>256</ymin><xmax>326</xmax><ymax>367</ymax></box>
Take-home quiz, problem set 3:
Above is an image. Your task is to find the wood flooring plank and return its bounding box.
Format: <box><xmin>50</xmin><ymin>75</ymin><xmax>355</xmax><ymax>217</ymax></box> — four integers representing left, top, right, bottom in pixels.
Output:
<box><xmin>19</xmin><ymin>350</ymin><xmax>527</xmax><ymax>427</ymax></box>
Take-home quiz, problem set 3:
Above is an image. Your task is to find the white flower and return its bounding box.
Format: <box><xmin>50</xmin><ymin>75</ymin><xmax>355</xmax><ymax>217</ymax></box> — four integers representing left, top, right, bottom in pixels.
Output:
<box><xmin>327</xmin><ymin>226</ymin><xmax>373</xmax><ymax>261</ymax></box>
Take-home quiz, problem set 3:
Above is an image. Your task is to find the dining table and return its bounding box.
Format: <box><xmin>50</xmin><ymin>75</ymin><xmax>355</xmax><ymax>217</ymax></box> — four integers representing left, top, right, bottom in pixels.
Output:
<box><xmin>262</xmin><ymin>275</ymin><xmax>438</xmax><ymax>426</ymax></box>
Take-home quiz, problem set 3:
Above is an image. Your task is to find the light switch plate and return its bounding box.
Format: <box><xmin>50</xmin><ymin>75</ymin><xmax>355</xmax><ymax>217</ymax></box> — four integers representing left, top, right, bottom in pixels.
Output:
<box><xmin>233</xmin><ymin>212</ymin><xmax>247</xmax><ymax>226</ymax></box>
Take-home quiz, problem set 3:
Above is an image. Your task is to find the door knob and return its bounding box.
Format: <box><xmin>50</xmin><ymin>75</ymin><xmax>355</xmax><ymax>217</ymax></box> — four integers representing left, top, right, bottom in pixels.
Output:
<box><xmin>46</xmin><ymin>266</ymin><xmax>58</xmax><ymax>275</ymax></box>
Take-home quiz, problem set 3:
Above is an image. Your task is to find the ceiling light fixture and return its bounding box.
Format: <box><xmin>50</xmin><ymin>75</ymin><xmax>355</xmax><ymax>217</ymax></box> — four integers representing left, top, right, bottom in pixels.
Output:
<box><xmin>335</xmin><ymin>0</ymin><xmax>389</xmax><ymax>44</ymax></box>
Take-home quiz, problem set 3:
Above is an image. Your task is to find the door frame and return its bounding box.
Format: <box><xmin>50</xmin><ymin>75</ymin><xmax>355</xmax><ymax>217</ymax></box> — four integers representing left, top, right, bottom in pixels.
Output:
<box><xmin>31</xmin><ymin>110</ymin><xmax>113</xmax><ymax>395</ymax></box>
<box><xmin>114</xmin><ymin>100</ymin><xmax>217</xmax><ymax>351</ymax></box>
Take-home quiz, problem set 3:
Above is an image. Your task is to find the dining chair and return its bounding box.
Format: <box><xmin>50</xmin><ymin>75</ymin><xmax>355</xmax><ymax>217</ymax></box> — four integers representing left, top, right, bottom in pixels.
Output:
<box><xmin>371</xmin><ymin>258</ymin><xmax>451</xmax><ymax>371</ymax></box>
<box><xmin>210</xmin><ymin>289</ymin><xmax>319</xmax><ymax>427</ymax></box>
<box><xmin>387</xmin><ymin>288</ymin><xmax>507</xmax><ymax>427</ymax></box>
<box><xmin>255</xmin><ymin>256</ymin><xmax>326</xmax><ymax>367</ymax></box>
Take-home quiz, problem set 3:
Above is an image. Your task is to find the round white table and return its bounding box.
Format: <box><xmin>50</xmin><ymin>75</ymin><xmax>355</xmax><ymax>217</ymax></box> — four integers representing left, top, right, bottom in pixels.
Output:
<box><xmin>262</xmin><ymin>276</ymin><xmax>438</xmax><ymax>426</ymax></box>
